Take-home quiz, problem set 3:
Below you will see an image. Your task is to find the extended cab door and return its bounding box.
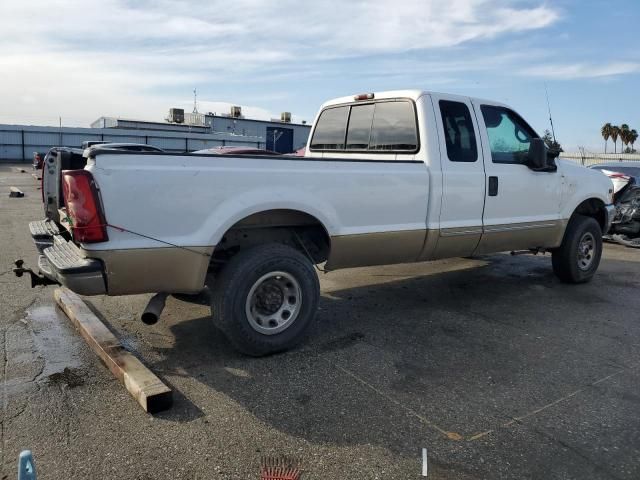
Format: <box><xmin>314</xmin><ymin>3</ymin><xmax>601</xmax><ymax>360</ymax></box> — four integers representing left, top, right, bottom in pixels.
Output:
<box><xmin>471</xmin><ymin>101</ymin><xmax>564</xmax><ymax>253</ymax></box>
<box><xmin>430</xmin><ymin>94</ymin><xmax>486</xmax><ymax>259</ymax></box>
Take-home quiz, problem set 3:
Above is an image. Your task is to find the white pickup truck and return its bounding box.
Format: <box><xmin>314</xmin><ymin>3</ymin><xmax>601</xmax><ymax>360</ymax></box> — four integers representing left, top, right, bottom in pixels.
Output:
<box><xmin>17</xmin><ymin>90</ymin><xmax>614</xmax><ymax>356</ymax></box>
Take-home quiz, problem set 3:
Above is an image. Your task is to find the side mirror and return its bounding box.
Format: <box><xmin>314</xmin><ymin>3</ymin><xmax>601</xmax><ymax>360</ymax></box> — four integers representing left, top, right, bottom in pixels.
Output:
<box><xmin>527</xmin><ymin>138</ymin><xmax>548</xmax><ymax>170</ymax></box>
<box><xmin>547</xmin><ymin>145</ymin><xmax>561</xmax><ymax>160</ymax></box>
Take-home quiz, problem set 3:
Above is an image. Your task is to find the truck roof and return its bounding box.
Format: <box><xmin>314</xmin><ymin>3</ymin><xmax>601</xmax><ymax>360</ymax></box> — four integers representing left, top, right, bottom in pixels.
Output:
<box><xmin>320</xmin><ymin>89</ymin><xmax>508</xmax><ymax>109</ymax></box>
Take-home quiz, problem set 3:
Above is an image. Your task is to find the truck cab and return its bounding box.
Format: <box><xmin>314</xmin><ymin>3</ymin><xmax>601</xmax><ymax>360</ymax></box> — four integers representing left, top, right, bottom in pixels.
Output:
<box><xmin>307</xmin><ymin>90</ymin><xmax>613</xmax><ymax>263</ymax></box>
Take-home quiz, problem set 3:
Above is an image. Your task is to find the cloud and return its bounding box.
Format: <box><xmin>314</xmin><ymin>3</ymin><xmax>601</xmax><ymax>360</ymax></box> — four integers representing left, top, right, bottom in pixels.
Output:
<box><xmin>0</xmin><ymin>0</ymin><xmax>560</xmax><ymax>54</ymax></box>
<box><xmin>520</xmin><ymin>62</ymin><xmax>640</xmax><ymax>79</ymax></box>
<box><xmin>0</xmin><ymin>0</ymin><xmax>561</xmax><ymax>125</ymax></box>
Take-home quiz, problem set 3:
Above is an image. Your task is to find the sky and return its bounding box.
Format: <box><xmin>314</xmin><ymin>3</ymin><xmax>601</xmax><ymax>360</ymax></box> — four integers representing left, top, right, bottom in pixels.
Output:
<box><xmin>0</xmin><ymin>0</ymin><xmax>638</xmax><ymax>152</ymax></box>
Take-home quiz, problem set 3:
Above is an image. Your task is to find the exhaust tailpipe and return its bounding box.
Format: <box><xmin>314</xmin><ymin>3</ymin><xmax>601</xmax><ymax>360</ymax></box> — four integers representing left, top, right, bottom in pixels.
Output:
<box><xmin>141</xmin><ymin>293</ymin><xmax>168</xmax><ymax>325</ymax></box>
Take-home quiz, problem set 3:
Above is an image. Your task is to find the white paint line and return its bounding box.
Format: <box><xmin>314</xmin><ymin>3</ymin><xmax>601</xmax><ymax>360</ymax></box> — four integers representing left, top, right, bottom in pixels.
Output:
<box><xmin>334</xmin><ymin>364</ymin><xmax>460</xmax><ymax>440</ymax></box>
<box><xmin>422</xmin><ymin>448</ymin><xmax>428</xmax><ymax>477</ymax></box>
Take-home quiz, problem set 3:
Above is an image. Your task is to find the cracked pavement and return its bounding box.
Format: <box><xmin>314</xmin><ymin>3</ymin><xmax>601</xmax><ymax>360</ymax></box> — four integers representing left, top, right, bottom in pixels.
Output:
<box><xmin>1</xmin><ymin>163</ymin><xmax>639</xmax><ymax>479</ymax></box>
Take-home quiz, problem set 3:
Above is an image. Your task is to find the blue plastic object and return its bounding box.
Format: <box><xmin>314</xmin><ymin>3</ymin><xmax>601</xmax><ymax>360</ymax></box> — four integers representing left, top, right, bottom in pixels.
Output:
<box><xmin>18</xmin><ymin>450</ymin><xmax>37</xmax><ymax>480</ymax></box>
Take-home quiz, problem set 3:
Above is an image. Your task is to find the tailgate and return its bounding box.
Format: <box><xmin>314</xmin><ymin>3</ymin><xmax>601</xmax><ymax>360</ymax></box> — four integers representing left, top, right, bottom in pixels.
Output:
<box><xmin>43</xmin><ymin>148</ymin><xmax>87</xmax><ymax>222</ymax></box>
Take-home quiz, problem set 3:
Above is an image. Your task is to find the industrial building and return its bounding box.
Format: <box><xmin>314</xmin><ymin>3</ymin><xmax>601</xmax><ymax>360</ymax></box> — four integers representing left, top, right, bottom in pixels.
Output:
<box><xmin>0</xmin><ymin>106</ymin><xmax>311</xmax><ymax>161</ymax></box>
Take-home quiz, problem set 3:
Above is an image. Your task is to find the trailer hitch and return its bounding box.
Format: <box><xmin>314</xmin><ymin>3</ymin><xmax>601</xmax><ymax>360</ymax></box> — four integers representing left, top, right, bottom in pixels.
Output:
<box><xmin>13</xmin><ymin>259</ymin><xmax>58</xmax><ymax>288</ymax></box>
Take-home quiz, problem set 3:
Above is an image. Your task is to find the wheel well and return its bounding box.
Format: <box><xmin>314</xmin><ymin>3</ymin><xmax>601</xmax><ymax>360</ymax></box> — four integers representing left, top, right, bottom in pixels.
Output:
<box><xmin>573</xmin><ymin>198</ymin><xmax>606</xmax><ymax>231</ymax></box>
<box><xmin>211</xmin><ymin>209</ymin><xmax>331</xmax><ymax>270</ymax></box>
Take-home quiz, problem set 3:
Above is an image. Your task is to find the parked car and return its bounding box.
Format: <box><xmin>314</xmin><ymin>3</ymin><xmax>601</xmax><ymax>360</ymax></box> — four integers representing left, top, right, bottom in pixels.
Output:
<box><xmin>18</xmin><ymin>90</ymin><xmax>614</xmax><ymax>356</ymax></box>
<box><xmin>83</xmin><ymin>142</ymin><xmax>164</xmax><ymax>157</ymax></box>
<box><xmin>81</xmin><ymin>140</ymin><xmax>110</xmax><ymax>149</ymax></box>
<box><xmin>590</xmin><ymin>162</ymin><xmax>640</xmax><ymax>239</ymax></box>
<box><xmin>193</xmin><ymin>146</ymin><xmax>279</xmax><ymax>155</ymax></box>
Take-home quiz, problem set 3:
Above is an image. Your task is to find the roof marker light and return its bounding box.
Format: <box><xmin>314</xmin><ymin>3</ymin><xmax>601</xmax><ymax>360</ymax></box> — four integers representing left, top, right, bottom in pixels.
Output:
<box><xmin>354</xmin><ymin>93</ymin><xmax>374</xmax><ymax>101</ymax></box>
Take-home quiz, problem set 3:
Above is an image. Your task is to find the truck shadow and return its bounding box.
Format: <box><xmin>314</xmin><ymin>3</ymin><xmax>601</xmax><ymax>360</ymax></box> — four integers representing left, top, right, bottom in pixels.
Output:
<box><xmin>152</xmin><ymin>253</ymin><xmax>639</xmax><ymax>459</ymax></box>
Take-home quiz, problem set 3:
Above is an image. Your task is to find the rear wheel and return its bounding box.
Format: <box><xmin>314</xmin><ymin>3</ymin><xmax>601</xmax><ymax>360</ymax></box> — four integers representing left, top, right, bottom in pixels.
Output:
<box><xmin>552</xmin><ymin>215</ymin><xmax>602</xmax><ymax>283</ymax></box>
<box><xmin>209</xmin><ymin>244</ymin><xmax>319</xmax><ymax>356</ymax></box>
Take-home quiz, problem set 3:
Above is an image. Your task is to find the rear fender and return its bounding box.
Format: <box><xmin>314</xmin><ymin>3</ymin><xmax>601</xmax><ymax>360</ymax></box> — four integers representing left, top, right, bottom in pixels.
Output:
<box><xmin>201</xmin><ymin>187</ymin><xmax>338</xmax><ymax>247</ymax></box>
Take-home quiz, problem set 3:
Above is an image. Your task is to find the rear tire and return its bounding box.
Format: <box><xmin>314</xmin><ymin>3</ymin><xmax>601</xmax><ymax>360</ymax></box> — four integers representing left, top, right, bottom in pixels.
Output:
<box><xmin>552</xmin><ymin>215</ymin><xmax>602</xmax><ymax>283</ymax></box>
<box><xmin>209</xmin><ymin>244</ymin><xmax>319</xmax><ymax>356</ymax></box>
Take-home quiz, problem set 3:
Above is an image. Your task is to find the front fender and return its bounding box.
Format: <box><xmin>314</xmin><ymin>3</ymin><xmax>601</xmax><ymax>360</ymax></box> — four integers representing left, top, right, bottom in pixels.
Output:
<box><xmin>558</xmin><ymin>159</ymin><xmax>613</xmax><ymax>220</ymax></box>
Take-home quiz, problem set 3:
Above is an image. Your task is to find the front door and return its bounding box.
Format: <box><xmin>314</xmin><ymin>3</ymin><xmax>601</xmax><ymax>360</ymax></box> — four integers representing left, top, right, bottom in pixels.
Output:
<box><xmin>471</xmin><ymin>101</ymin><xmax>563</xmax><ymax>253</ymax></box>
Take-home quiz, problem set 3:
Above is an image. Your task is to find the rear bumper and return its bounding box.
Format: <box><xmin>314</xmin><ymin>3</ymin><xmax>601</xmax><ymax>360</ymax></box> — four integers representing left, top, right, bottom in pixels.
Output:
<box><xmin>604</xmin><ymin>204</ymin><xmax>616</xmax><ymax>234</ymax></box>
<box><xmin>29</xmin><ymin>220</ymin><xmax>107</xmax><ymax>295</ymax></box>
<box><xmin>28</xmin><ymin>219</ymin><xmax>210</xmax><ymax>296</ymax></box>
<box><xmin>29</xmin><ymin>219</ymin><xmax>60</xmax><ymax>253</ymax></box>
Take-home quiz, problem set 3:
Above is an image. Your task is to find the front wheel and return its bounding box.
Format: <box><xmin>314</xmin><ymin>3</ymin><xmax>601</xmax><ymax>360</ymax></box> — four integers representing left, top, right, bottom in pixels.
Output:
<box><xmin>210</xmin><ymin>244</ymin><xmax>320</xmax><ymax>356</ymax></box>
<box><xmin>552</xmin><ymin>215</ymin><xmax>603</xmax><ymax>283</ymax></box>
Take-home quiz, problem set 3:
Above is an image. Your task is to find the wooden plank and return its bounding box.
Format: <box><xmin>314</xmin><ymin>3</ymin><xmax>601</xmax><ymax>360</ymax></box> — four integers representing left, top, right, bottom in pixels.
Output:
<box><xmin>54</xmin><ymin>288</ymin><xmax>172</xmax><ymax>413</ymax></box>
<box><xmin>9</xmin><ymin>186</ymin><xmax>24</xmax><ymax>197</ymax></box>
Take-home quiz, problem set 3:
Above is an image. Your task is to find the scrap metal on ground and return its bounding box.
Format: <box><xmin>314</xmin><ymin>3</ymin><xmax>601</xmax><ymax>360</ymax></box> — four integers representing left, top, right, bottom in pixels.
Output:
<box><xmin>591</xmin><ymin>162</ymin><xmax>640</xmax><ymax>248</ymax></box>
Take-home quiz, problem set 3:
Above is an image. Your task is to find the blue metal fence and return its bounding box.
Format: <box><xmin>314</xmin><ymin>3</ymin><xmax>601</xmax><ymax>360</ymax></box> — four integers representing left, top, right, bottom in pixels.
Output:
<box><xmin>0</xmin><ymin>124</ymin><xmax>266</xmax><ymax>161</ymax></box>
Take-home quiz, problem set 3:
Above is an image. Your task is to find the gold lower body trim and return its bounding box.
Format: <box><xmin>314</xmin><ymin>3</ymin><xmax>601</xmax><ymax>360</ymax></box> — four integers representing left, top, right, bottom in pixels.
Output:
<box><xmin>473</xmin><ymin>220</ymin><xmax>566</xmax><ymax>254</ymax></box>
<box><xmin>85</xmin><ymin>246</ymin><xmax>212</xmax><ymax>295</ymax></box>
<box><xmin>327</xmin><ymin>230</ymin><xmax>426</xmax><ymax>270</ymax></box>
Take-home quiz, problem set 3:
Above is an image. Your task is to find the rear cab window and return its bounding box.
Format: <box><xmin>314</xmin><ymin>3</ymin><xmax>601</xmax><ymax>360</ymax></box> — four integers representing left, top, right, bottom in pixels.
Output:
<box><xmin>309</xmin><ymin>106</ymin><xmax>349</xmax><ymax>150</ymax></box>
<box><xmin>310</xmin><ymin>99</ymin><xmax>418</xmax><ymax>156</ymax></box>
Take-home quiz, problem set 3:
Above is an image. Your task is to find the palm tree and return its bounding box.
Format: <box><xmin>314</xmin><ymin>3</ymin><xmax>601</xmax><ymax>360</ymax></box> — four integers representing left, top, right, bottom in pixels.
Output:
<box><xmin>601</xmin><ymin>123</ymin><xmax>612</xmax><ymax>153</ymax></box>
<box><xmin>620</xmin><ymin>124</ymin><xmax>631</xmax><ymax>153</ymax></box>
<box><xmin>611</xmin><ymin>125</ymin><xmax>621</xmax><ymax>153</ymax></box>
<box><xmin>631</xmin><ymin>129</ymin><xmax>638</xmax><ymax>152</ymax></box>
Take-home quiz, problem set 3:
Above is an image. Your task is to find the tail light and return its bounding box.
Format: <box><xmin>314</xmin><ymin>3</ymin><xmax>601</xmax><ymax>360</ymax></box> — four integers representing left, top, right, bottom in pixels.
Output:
<box><xmin>607</xmin><ymin>172</ymin><xmax>630</xmax><ymax>180</ymax></box>
<box><xmin>602</xmin><ymin>169</ymin><xmax>630</xmax><ymax>181</ymax></box>
<box><xmin>61</xmin><ymin>170</ymin><xmax>108</xmax><ymax>243</ymax></box>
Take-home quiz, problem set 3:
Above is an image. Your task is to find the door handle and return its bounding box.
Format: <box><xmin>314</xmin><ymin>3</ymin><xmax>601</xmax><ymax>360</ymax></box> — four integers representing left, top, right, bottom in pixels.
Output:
<box><xmin>488</xmin><ymin>176</ymin><xmax>498</xmax><ymax>196</ymax></box>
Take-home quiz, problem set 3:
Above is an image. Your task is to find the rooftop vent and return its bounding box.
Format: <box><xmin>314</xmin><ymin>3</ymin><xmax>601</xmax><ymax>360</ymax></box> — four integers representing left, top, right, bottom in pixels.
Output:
<box><xmin>280</xmin><ymin>112</ymin><xmax>292</xmax><ymax>123</ymax></box>
<box><xmin>168</xmin><ymin>108</ymin><xmax>184</xmax><ymax>123</ymax></box>
<box><xmin>230</xmin><ymin>106</ymin><xmax>242</xmax><ymax>118</ymax></box>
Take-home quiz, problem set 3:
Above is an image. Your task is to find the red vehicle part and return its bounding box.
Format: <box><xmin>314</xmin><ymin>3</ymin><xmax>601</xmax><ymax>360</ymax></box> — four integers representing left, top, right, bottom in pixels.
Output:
<box><xmin>61</xmin><ymin>170</ymin><xmax>108</xmax><ymax>243</ymax></box>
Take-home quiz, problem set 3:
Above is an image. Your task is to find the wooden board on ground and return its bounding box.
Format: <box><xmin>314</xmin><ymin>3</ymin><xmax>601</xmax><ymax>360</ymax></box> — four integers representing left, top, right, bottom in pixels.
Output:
<box><xmin>54</xmin><ymin>287</ymin><xmax>172</xmax><ymax>413</ymax></box>
<box><xmin>9</xmin><ymin>187</ymin><xmax>24</xmax><ymax>197</ymax></box>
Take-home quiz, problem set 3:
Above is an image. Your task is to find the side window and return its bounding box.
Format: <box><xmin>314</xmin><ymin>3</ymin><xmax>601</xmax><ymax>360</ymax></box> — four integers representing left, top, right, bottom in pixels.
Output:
<box><xmin>369</xmin><ymin>101</ymin><xmax>418</xmax><ymax>151</ymax></box>
<box><xmin>439</xmin><ymin>100</ymin><xmax>478</xmax><ymax>162</ymax></box>
<box><xmin>346</xmin><ymin>104</ymin><xmax>374</xmax><ymax>150</ymax></box>
<box><xmin>481</xmin><ymin>105</ymin><xmax>537</xmax><ymax>164</ymax></box>
<box><xmin>310</xmin><ymin>106</ymin><xmax>349</xmax><ymax>150</ymax></box>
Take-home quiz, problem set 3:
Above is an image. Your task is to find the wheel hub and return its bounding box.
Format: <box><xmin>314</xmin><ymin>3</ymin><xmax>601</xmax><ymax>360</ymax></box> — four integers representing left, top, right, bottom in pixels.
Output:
<box><xmin>245</xmin><ymin>271</ymin><xmax>302</xmax><ymax>335</ymax></box>
<box><xmin>254</xmin><ymin>282</ymin><xmax>284</xmax><ymax>315</ymax></box>
<box><xmin>577</xmin><ymin>232</ymin><xmax>595</xmax><ymax>271</ymax></box>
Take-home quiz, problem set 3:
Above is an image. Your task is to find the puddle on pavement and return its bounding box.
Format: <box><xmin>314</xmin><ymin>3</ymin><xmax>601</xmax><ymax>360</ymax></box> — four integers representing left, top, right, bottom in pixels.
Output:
<box><xmin>118</xmin><ymin>332</ymin><xmax>140</xmax><ymax>353</ymax></box>
<box><xmin>26</xmin><ymin>304</ymin><xmax>84</xmax><ymax>379</ymax></box>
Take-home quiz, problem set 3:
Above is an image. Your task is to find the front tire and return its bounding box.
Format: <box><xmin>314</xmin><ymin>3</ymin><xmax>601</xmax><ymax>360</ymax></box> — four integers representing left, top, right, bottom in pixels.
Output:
<box><xmin>210</xmin><ymin>244</ymin><xmax>320</xmax><ymax>356</ymax></box>
<box><xmin>552</xmin><ymin>215</ymin><xmax>603</xmax><ymax>283</ymax></box>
